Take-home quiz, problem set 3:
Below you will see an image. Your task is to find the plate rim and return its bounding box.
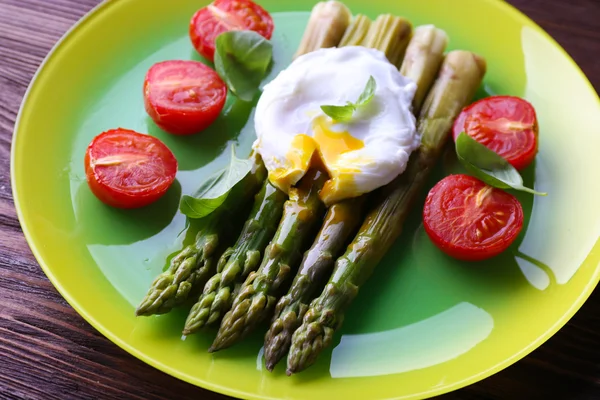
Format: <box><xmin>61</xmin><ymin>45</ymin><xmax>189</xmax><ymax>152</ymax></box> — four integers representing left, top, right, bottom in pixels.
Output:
<box><xmin>10</xmin><ymin>0</ymin><xmax>600</xmax><ymax>399</ymax></box>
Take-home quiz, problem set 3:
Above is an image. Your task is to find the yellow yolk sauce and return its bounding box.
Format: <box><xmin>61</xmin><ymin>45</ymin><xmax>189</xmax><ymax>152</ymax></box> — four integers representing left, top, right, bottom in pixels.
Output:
<box><xmin>312</xmin><ymin>116</ymin><xmax>364</xmax><ymax>166</ymax></box>
<box><xmin>268</xmin><ymin>134</ymin><xmax>316</xmax><ymax>192</ymax></box>
<box><xmin>268</xmin><ymin>116</ymin><xmax>366</xmax><ymax>205</ymax></box>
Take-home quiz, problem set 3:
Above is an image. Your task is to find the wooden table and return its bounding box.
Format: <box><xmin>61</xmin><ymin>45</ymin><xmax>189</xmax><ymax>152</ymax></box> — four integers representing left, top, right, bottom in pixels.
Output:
<box><xmin>1</xmin><ymin>0</ymin><xmax>599</xmax><ymax>398</ymax></box>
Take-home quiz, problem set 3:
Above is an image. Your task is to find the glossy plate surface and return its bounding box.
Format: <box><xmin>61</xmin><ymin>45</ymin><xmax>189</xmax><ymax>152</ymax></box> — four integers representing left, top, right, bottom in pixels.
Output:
<box><xmin>11</xmin><ymin>0</ymin><xmax>600</xmax><ymax>399</ymax></box>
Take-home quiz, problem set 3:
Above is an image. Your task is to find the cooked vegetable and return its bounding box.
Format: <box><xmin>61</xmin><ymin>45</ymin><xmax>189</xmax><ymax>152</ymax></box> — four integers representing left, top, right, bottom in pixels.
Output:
<box><xmin>263</xmin><ymin>196</ymin><xmax>365</xmax><ymax>371</ymax></box>
<box><xmin>189</xmin><ymin>0</ymin><xmax>274</xmax><ymax>62</ymax></box>
<box><xmin>262</xmin><ymin>31</ymin><xmax>450</xmax><ymax>369</ymax></box>
<box><xmin>362</xmin><ymin>14</ymin><xmax>412</xmax><ymax>67</ymax></box>
<box><xmin>143</xmin><ymin>60</ymin><xmax>227</xmax><ymax>135</ymax></box>
<box><xmin>286</xmin><ymin>50</ymin><xmax>487</xmax><ymax>374</ymax></box>
<box><xmin>423</xmin><ymin>174</ymin><xmax>524</xmax><ymax>261</ymax></box>
<box><xmin>84</xmin><ymin>129</ymin><xmax>177</xmax><ymax>210</ymax></box>
<box><xmin>293</xmin><ymin>1</ymin><xmax>352</xmax><ymax>59</ymax></box>
<box><xmin>453</xmin><ymin>95</ymin><xmax>539</xmax><ymax>170</ymax></box>
<box><xmin>400</xmin><ymin>25</ymin><xmax>448</xmax><ymax>113</ymax></box>
<box><xmin>136</xmin><ymin>152</ymin><xmax>266</xmax><ymax>316</ymax></box>
<box><xmin>261</xmin><ymin>27</ymin><xmax>449</xmax><ymax>370</ymax></box>
<box><xmin>182</xmin><ymin>180</ymin><xmax>287</xmax><ymax>334</ymax></box>
<box><xmin>339</xmin><ymin>14</ymin><xmax>371</xmax><ymax>46</ymax></box>
<box><xmin>209</xmin><ymin>169</ymin><xmax>328</xmax><ymax>352</ymax></box>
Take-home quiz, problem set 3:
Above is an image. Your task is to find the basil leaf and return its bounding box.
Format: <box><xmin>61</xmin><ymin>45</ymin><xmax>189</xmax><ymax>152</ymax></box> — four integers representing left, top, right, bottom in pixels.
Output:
<box><xmin>321</xmin><ymin>75</ymin><xmax>377</xmax><ymax>122</ymax></box>
<box><xmin>214</xmin><ymin>30</ymin><xmax>273</xmax><ymax>102</ymax></box>
<box><xmin>179</xmin><ymin>171</ymin><xmax>228</xmax><ymax>219</ymax></box>
<box><xmin>455</xmin><ymin>132</ymin><xmax>547</xmax><ymax>196</ymax></box>
<box><xmin>179</xmin><ymin>146</ymin><xmax>253</xmax><ymax>219</ymax></box>
<box><xmin>355</xmin><ymin>75</ymin><xmax>376</xmax><ymax>106</ymax></box>
<box><xmin>320</xmin><ymin>105</ymin><xmax>355</xmax><ymax>122</ymax></box>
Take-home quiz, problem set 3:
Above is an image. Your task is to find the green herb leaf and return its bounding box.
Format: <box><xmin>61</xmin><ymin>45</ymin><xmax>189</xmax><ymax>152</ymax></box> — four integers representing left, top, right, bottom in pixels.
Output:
<box><xmin>355</xmin><ymin>76</ymin><xmax>376</xmax><ymax>106</ymax></box>
<box><xmin>320</xmin><ymin>75</ymin><xmax>377</xmax><ymax>122</ymax></box>
<box><xmin>455</xmin><ymin>132</ymin><xmax>547</xmax><ymax>196</ymax></box>
<box><xmin>214</xmin><ymin>30</ymin><xmax>273</xmax><ymax>102</ymax></box>
<box><xmin>179</xmin><ymin>146</ymin><xmax>253</xmax><ymax>218</ymax></box>
<box><xmin>320</xmin><ymin>105</ymin><xmax>356</xmax><ymax>122</ymax></box>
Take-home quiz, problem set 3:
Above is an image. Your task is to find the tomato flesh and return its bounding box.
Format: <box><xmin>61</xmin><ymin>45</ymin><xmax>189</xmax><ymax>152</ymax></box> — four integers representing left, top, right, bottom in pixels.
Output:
<box><xmin>189</xmin><ymin>0</ymin><xmax>274</xmax><ymax>62</ymax></box>
<box><xmin>144</xmin><ymin>60</ymin><xmax>227</xmax><ymax>135</ymax></box>
<box><xmin>423</xmin><ymin>174</ymin><xmax>524</xmax><ymax>261</ymax></box>
<box><xmin>85</xmin><ymin>129</ymin><xmax>178</xmax><ymax>209</ymax></box>
<box><xmin>453</xmin><ymin>95</ymin><xmax>538</xmax><ymax>170</ymax></box>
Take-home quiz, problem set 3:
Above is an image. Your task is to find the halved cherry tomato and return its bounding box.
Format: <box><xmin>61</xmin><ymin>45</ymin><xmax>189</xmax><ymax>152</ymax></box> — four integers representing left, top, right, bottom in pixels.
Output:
<box><xmin>423</xmin><ymin>174</ymin><xmax>524</xmax><ymax>261</ymax></box>
<box><xmin>144</xmin><ymin>60</ymin><xmax>227</xmax><ymax>135</ymax></box>
<box><xmin>452</xmin><ymin>96</ymin><xmax>538</xmax><ymax>170</ymax></box>
<box><xmin>85</xmin><ymin>129</ymin><xmax>178</xmax><ymax>209</ymax></box>
<box><xmin>189</xmin><ymin>0</ymin><xmax>274</xmax><ymax>62</ymax></box>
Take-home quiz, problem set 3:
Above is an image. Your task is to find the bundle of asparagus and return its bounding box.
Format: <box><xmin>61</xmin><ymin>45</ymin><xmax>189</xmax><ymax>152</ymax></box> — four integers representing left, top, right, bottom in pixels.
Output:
<box><xmin>209</xmin><ymin>5</ymin><xmax>418</xmax><ymax>356</ymax></box>
<box><xmin>179</xmin><ymin>1</ymin><xmax>354</xmax><ymax>335</ymax></box>
<box><xmin>287</xmin><ymin>50</ymin><xmax>487</xmax><ymax>374</ymax></box>
<box><xmin>263</xmin><ymin>23</ymin><xmax>449</xmax><ymax>371</ymax></box>
<box><xmin>210</xmin><ymin>169</ymin><xmax>328</xmax><ymax>351</ymax></box>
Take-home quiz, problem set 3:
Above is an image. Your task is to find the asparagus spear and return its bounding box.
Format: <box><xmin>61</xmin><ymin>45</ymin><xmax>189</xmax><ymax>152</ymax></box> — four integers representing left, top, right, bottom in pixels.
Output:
<box><xmin>363</xmin><ymin>15</ymin><xmax>412</xmax><ymax>67</ymax></box>
<box><xmin>339</xmin><ymin>14</ymin><xmax>371</xmax><ymax>47</ymax></box>
<box><xmin>135</xmin><ymin>152</ymin><xmax>266</xmax><ymax>316</ymax></box>
<box><xmin>294</xmin><ymin>1</ymin><xmax>352</xmax><ymax>59</ymax></box>
<box><xmin>287</xmin><ymin>50</ymin><xmax>487</xmax><ymax>374</ymax></box>
<box><xmin>262</xmin><ymin>28</ymin><xmax>448</xmax><ymax>369</ymax></box>
<box><xmin>263</xmin><ymin>196</ymin><xmax>365</xmax><ymax>370</ymax></box>
<box><xmin>182</xmin><ymin>180</ymin><xmax>287</xmax><ymax>334</ymax></box>
<box><xmin>400</xmin><ymin>25</ymin><xmax>449</xmax><ymax>114</ymax></box>
<box><xmin>209</xmin><ymin>169</ymin><xmax>329</xmax><ymax>352</ymax></box>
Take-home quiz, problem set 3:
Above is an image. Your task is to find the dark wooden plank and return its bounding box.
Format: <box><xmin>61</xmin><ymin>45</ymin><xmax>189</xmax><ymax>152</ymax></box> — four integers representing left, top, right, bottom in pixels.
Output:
<box><xmin>508</xmin><ymin>0</ymin><xmax>600</xmax><ymax>91</ymax></box>
<box><xmin>0</xmin><ymin>0</ymin><xmax>598</xmax><ymax>399</ymax></box>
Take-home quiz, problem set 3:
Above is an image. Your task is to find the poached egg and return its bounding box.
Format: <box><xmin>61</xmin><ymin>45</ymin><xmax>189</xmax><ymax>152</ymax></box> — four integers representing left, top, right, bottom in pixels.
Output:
<box><xmin>253</xmin><ymin>46</ymin><xmax>419</xmax><ymax>205</ymax></box>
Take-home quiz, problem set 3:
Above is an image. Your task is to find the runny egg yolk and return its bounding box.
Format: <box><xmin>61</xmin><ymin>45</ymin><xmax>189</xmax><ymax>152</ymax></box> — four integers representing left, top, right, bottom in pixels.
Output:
<box><xmin>268</xmin><ymin>116</ymin><xmax>365</xmax><ymax>203</ymax></box>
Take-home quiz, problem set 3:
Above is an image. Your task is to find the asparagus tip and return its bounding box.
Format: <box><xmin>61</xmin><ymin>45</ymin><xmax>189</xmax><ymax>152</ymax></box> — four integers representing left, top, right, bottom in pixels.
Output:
<box><xmin>134</xmin><ymin>307</ymin><xmax>146</xmax><ymax>317</ymax></box>
<box><xmin>210</xmin><ymin>324</ymin><xmax>237</xmax><ymax>352</ymax></box>
<box><xmin>182</xmin><ymin>310</ymin><xmax>209</xmax><ymax>335</ymax></box>
<box><xmin>263</xmin><ymin>350</ymin><xmax>283</xmax><ymax>373</ymax></box>
<box><xmin>264</xmin><ymin>340</ymin><xmax>287</xmax><ymax>372</ymax></box>
<box><xmin>263</xmin><ymin>315</ymin><xmax>297</xmax><ymax>373</ymax></box>
<box><xmin>181</xmin><ymin>328</ymin><xmax>193</xmax><ymax>336</ymax></box>
<box><xmin>134</xmin><ymin>302</ymin><xmax>162</xmax><ymax>317</ymax></box>
<box><xmin>208</xmin><ymin>338</ymin><xmax>229</xmax><ymax>353</ymax></box>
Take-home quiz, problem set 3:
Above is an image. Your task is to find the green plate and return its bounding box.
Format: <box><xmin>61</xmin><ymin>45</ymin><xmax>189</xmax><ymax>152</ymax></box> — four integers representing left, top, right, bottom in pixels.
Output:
<box><xmin>11</xmin><ymin>0</ymin><xmax>600</xmax><ymax>399</ymax></box>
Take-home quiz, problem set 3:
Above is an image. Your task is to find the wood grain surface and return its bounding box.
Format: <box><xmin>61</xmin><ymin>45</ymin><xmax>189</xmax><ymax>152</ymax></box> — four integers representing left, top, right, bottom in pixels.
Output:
<box><xmin>1</xmin><ymin>0</ymin><xmax>599</xmax><ymax>399</ymax></box>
